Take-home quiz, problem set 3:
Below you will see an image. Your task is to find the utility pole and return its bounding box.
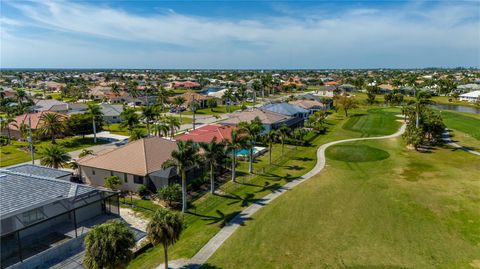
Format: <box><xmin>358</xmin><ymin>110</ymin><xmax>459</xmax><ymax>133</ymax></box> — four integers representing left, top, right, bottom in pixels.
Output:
<box><xmin>92</xmin><ymin>116</ymin><xmax>97</xmax><ymax>143</ymax></box>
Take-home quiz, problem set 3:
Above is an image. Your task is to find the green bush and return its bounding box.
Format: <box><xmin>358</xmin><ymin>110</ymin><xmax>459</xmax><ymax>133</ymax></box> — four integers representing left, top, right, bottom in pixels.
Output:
<box><xmin>138</xmin><ymin>185</ymin><xmax>148</xmax><ymax>199</ymax></box>
<box><xmin>157</xmin><ymin>184</ymin><xmax>182</xmax><ymax>208</ymax></box>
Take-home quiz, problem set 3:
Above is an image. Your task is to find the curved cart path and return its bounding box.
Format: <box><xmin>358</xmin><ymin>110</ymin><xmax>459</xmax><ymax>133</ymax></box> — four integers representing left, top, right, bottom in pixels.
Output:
<box><xmin>442</xmin><ymin>129</ymin><xmax>480</xmax><ymax>156</ymax></box>
<box><xmin>160</xmin><ymin>123</ymin><xmax>407</xmax><ymax>269</ymax></box>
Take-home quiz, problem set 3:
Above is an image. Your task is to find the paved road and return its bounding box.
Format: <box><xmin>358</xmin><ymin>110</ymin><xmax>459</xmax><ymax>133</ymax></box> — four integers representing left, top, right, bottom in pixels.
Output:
<box><xmin>442</xmin><ymin>129</ymin><xmax>480</xmax><ymax>156</ymax></box>
<box><xmin>158</xmin><ymin>123</ymin><xmax>407</xmax><ymax>269</ymax></box>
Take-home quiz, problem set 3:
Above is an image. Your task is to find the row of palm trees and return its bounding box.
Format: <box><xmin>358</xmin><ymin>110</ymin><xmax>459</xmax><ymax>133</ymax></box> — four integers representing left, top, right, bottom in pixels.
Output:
<box><xmin>162</xmin><ymin>117</ymin><xmax>295</xmax><ymax>213</ymax></box>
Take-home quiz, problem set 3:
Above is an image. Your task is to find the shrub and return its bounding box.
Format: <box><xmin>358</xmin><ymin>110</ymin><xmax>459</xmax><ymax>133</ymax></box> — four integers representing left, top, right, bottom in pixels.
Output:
<box><xmin>157</xmin><ymin>184</ymin><xmax>182</xmax><ymax>208</ymax></box>
<box><xmin>138</xmin><ymin>185</ymin><xmax>148</xmax><ymax>199</ymax></box>
<box><xmin>104</xmin><ymin>175</ymin><xmax>122</xmax><ymax>190</ymax></box>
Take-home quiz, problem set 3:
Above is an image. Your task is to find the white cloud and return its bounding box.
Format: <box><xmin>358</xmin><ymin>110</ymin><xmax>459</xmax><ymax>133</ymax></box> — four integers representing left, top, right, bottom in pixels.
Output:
<box><xmin>1</xmin><ymin>0</ymin><xmax>479</xmax><ymax>68</ymax></box>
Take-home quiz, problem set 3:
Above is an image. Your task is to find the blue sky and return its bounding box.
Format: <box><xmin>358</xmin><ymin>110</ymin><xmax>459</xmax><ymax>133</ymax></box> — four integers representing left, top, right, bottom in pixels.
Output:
<box><xmin>1</xmin><ymin>0</ymin><xmax>479</xmax><ymax>69</ymax></box>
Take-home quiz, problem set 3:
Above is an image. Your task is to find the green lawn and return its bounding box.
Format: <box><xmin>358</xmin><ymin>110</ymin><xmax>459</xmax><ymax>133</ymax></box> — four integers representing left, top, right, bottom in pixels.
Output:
<box><xmin>342</xmin><ymin>108</ymin><xmax>401</xmax><ymax>136</ymax></box>
<box><xmin>207</xmin><ymin>138</ymin><xmax>480</xmax><ymax>269</ymax></box>
<box><xmin>127</xmin><ymin>108</ymin><xmax>401</xmax><ymax>269</ymax></box>
<box><xmin>441</xmin><ymin>111</ymin><xmax>480</xmax><ymax>141</ymax></box>
<box><xmin>0</xmin><ymin>137</ymin><xmax>109</xmax><ymax>167</ymax></box>
<box><xmin>182</xmin><ymin>105</ymin><xmax>245</xmax><ymax>116</ymax></box>
<box><xmin>106</xmin><ymin>117</ymin><xmax>193</xmax><ymax>136</ymax></box>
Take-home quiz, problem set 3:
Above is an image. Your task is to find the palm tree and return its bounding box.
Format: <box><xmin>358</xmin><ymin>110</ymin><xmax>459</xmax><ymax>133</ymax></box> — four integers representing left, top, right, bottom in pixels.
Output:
<box><xmin>0</xmin><ymin>116</ymin><xmax>16</xmax><ymax>144</ymax></box>
<box><xmin>84</xmin><ymin>220</ymin><xmax>135</xmax><ymax>269</ymax></box>
<box><xmin>238</xmin><ymin>117</ymin><xmax>264</xmax><ymax>174</ymax></box>
<box><xmin>173</xmin><ymin>96</ymin><xmax>186</xmax><ymax>121</ymax></box>
<box><xmin>162</xmin><ymin>140</ymin><xmax>201</xmax><ymax>213</ymax></box>
<box><xmin>223</xmin><ymin>88</ymin><xmax>235</xmax><ymax>112</ymax></box>
<box><xmin>264</xmin><ymin>129</ymin><xmax>278</xmax><ymax>165</ymax></box>
<box><xmin>228</xmin><ymin>130</ymin><xmax>245</xmax><ymax>182</ymax></box>
<box><xmin>38</xmin><ymin>112</ymin><xmax>65</xmax><ymax>144</ymax></box>
<box><xmin>111</xmin><ymin>83</ymin><xmax>120</xmax><ymax>97</ymax></box>
<box><xmin>40</xmin><ymin>144</ymin><xmax>71</xmax><ymax>169</ymax></box>
<box><xmin>165</xmin><ymin>116</ymin><xmax>181</xmax><ymax>138</ymax></box>
<box><xmin>156</xmin><ymin>86</ymin><xmax>171</xmax><ymax>115</ymax></box>
<box><xmin>78</xmin><ymin>149</ymin><xmax>94</xmax><ymax>158</ymax></box>
<box><xmin>87</xmin><ymin>103</ymin><xmax>103</xmax><ymax>143</ymax></box>
<box><xmin>120</xmin><ymin>107</ymin><xmax>139</xmax><ymax>132</ymax></box>
<box><xmin>413</xmin><ymin>90</ymin><xmax>433</xmax><ymax>128</ymax></box>
<box><xmin>141</xmin><ymin>105</ymin><xmax>157</xmax><ymax>137</ymax></box>
<box><xmin>127</xmin><ymin>80</ymin><xmax>139</xmax><ymax>107</ymax></box>
<box><xmin>129</xmin><ymin>128</ymin><xmax>145</xmax><ymax>141</ymax></box>
<box><xmin>147</xmin><ymin>209</ymin><xmax>184</xmax><ymax>269</ymax></box>
<box><xmin>154</xmin><ymin>121</ymin><xmax>170</xmax><ymax>138</ymax></box>
<box><xmin>199</xmin><ymin>138</ymin><xmax>226</xmax><ymax>193</ymax></box>
<box><xmin>277</xmin><ymin>124</ymin><xmax>290</xmax><ymax>157</ymax></box>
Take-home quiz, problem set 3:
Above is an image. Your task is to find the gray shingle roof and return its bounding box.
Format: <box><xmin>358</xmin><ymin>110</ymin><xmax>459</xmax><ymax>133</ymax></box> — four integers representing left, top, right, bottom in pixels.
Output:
<box><xmin>0</xmin><ymin>170</ymin><xmax>96</xmax><ymax>219</ymax></box>
<box><xmin>6</xmin><ymin>164</ymin><xmax>72</xmax><ymax>179</ymax></box>
<box><xmin>261</xmin><ymin>103</ymin><xmax>309</xmax><ymax>116</ymax></box>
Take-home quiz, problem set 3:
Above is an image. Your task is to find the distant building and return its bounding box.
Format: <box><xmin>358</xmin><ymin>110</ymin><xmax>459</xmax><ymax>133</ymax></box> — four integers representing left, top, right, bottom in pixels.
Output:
<box><xmin>176</xmin><ymin>124</ymin><xmax>237</xmax><ymax>143</ymax></box>
<box><xmin>2</xmin><ymin>111</ymin><xmax>66</xmax><ymax>139</ymax></box>
<box><xmin>289</xmin><ymin>99</ymin><xmax>327</xmax><ymax>112</ymax></box>
<box><xmin>261</xmin><ymin>102</ymin><xmax>310</xmax><ymax>119</ymax></box>
<box><xmin>33</xmin><ymin>99</ymin><xmax>69</xmax><ymax>112</ymax></box>
<box><xmin>169</xmin><ymin>92</ymin><xmax>213</xmax><ymax>109</ymax></box>
<box><xmin>221</xmin><ymin>108</ymin><xmax>303</xmax><ymax>133</ymax></box>
<box><xmin>100</xmin><ymin>104</ymin><xmax>124</xmax><ymax>123</ymax></box>
<box><xmin>459</xmin><ymin>90</ymin><xmax>480</xmax><ymax>102</ymax></box>
<box><xmin>173</xmin><ymin>81</ymin><xmax>201</xmax><ymax>90</ymax></box>
<box><xmin>0</xmin><ymin>167</ymin><xmax>118</xmax><ymax>268</ymax></box>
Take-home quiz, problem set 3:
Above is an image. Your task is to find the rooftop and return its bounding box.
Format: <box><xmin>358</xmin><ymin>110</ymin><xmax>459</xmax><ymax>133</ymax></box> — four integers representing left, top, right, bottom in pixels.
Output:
<box><xmin>221</xmin><ymin>108</ymin><xmax>293</xmax><ymax>125</ymax></box>
<box><xmin>77</xmin><ymin>136</ymin><xmax>177</xmax><ymax>176</ymax></box>
<box><xmin>0</xmin><ymin>170</ymin><xmax>97</xmax><ymax>219</ymax></box>
<box><xmin>261</xmin><ymin>102</ymin><xmax>309</xmax><ymax>117</ymax></box>
<box><xmin>6</xmin><ymin>164</ymin><xmax>72</xmax><ymax>179</ymax></box>
<box><xmin>176</xmin><ymin>124</ymin><xmax>237</xmax><ymax>143</ymax></box>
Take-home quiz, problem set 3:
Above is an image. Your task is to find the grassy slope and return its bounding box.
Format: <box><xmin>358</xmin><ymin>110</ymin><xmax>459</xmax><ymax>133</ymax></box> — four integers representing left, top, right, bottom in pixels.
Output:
<box><xmin>127</xmin><ymin>108</ymin><xmax>400</xmax><ymax>268</ymax></box>
<box><xmin>440</xmin><ymin>111</ymin><xmax>480</xmax><ymax>150</ymax></box>
<box><xmin>207</xmin><ymin>138</ymin><xmax>480</xmax><ymax>269</ymax></box>
<box><xmin>0</xmin><ymin>137</ymin><xmax>108</xmax><ymax>167</ymax></box>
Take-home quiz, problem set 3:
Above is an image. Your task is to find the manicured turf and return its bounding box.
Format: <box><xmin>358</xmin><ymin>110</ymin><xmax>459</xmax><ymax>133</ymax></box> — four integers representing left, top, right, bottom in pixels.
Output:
<box><xmin>326</xmin><ymin>144</ymin><xmax>390</xmax><ymax>162</ymax></box>
<box><xmin>342</xmin><ymin>108</ymin><xmax>401</xmax><ymax>136</ymax></box>
<box><xmin>127</xmin><ymin>108</ymin><xmax>401</xmax><ymax>269</ymax></box>
<box><xmin>440</xmin><ymin>111</ymin><xmax>480</xmax><ymax>141</ymax></box>
<box><xmin>207</xmin><ymin>139</ymin><xmax>480</xmax><ymax>269</ymax></box>
<box><xmin>0</xmin><ymin>137</ymin><xmax>109</xmax><ymax>167</ymax></box>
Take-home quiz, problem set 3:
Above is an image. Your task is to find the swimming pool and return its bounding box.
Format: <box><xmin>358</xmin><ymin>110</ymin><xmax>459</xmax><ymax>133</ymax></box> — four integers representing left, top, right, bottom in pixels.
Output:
<box><xmin>235</xmin><ymin>147</ymin><xmax>267</xmax><ymax>158</ymax></box>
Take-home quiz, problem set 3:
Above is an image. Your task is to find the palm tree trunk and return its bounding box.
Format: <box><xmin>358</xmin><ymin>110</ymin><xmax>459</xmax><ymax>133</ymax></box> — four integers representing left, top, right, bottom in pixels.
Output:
<box><xmin>210</xmin><ymin>163</ymin><xmax>215</xmax><ymax>194</ymax></box>
<box><xmin>163</xmin><ymin>243</ymin><xmax>168</xmax><ymax>269</ymax></box>
<box><xmin>92</xmin><ymin>117</ymin><xmax>97</xmax><ymax>143</ymax></box>
<box><xmin>181</xmin><ymin>170</ymin><xmax>187</xmax><ymax>213</ymax></box>
<box><xmin>7</xmin><ymin>128</ymin><xmax>11</xmax><ymax>144</ymax></box>
<box><xmin>281</xmin><ymin>140</ymin><xmax>284</xmax><ymax>157</ymax></box>
<box><xmin>147</xmin><ymin>122</ymin><xmax>151</xmax><ymax>137</ymax></box>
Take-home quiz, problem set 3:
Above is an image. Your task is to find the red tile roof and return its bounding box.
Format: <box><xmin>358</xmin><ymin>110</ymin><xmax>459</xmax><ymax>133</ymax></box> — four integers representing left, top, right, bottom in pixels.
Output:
<box><xmin>176</xmin><ymin>124</ymin><xmax>237</xmax><ymax>143</ymax></box>
<box><xmin>9</xmin><ymin>111</ymin><xmax>65</xmax><ymax>131</ymax></box>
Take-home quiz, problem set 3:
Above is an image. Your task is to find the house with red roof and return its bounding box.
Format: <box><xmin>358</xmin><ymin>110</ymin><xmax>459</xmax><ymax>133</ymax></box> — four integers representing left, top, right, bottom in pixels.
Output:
<box><xmin>173</xmin><ymin>81</ymin><xmax>201</xmax><ymax>90</ymax></box>
<box><xmin>176</xmin><ymin>124</ymin><xmax>237</xmax><ymax>143</ymax></box>
<box><xmin>2</xmin><ymin>111</ymin><xmax>66</xmax><ymax>139</ymax></box>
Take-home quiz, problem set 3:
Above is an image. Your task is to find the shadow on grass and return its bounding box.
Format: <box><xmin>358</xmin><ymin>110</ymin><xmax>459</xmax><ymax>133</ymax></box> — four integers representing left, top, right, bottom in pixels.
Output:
<box><xmin>262</xmin><ymin>172</ymin><xmax>297</xmax><ymax>182</ymax></box>
<box><xmin>255</xmin><ymin>181</ymin><xmax>282</xmax><ymax>194</ymax></box>
<box><xmin>186</xmin><ymin>210</ymin><xmax>242</xmax><ymax>227</ymax></box>
<box><xmin>214</xmin><ymin>192</ymin><xmax>261</xmax><ymax>207</ymax></box>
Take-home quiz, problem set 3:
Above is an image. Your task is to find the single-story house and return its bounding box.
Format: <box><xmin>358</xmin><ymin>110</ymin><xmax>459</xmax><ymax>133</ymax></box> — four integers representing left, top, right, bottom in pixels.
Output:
<box><xmin>77</xmin><ymin>137</ymin><xmax>179</xmax><ymax>192</ymax></box>
<box><xmin>173</xmin><ymin>81</ymin><xmax>201</xmax><ymax>90</ymax></box>
<box><xmin>100</xmin><ymin>104</ymin><xmax>124</xmax><ymax>123</ymax></box>
<box><xmin>176</xmin><ymin>124</ymin><xmax>237</xmax><ymax>143</ymax></box>
<box><xmin>33</xmin><ymin>99</ymin><xmax>69</xmax><ymax>113</ymax></box>
<box><xmin>261</xmin><ymin>102</ymin><xmax>310</xmax><ymax>119</ymax></box>
<box><xmin>221</xmin><ymin>108</ymin><xmax>303</xmax><ymax>133</ymax></box>
<box><xmin>459</xmin><ymin>90</ymin><xmax>480</xmax><ymax>102</ymax></box>
<box><xmin>0</xmin><ymin>167</ymin><xmax>118</xmax><ymax>268</ymax></box>
<box><xmin>289</xmin><ymin>99</ymin><xmax>327</xmax><ymax>112</ymax></box>
<box><xmin>169</xmin><ymin>92</ymin><xmax>213</xmax><ymax>109</ymax></box>
<box><xmin>2</xmin><ymin>111</ymin><xmax>66</xmax><ymax>139</ymax></box>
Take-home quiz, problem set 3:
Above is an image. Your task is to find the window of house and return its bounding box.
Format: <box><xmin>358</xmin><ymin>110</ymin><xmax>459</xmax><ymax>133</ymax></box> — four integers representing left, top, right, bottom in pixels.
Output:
<box><xmin>22</xmin><ymin>208</ymin><xmax>44</xmax><ymax>225</ymax></box>
<box><xmin>92</xmin><ymin>169</ymin><xmax>95</xmax><ymax>175</ymax></box>
<box><xmin>110</xmin><ymin>171</ymin><xmax>114</xmax><ymax>176</ymax></box>
<box><xmin>133</xmin><ymin>175</ymin><xmax>144</xmax><ymax>184</ymax></box>
<box><xmin>124</xmin><ymin>173</ymin><xmax>128</xmax><ymax>183</ymax></box>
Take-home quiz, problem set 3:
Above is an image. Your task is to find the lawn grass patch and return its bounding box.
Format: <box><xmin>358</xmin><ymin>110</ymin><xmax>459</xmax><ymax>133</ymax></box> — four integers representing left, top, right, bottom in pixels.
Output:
<box><xmin>342</xmin><ymin>108</ymin><xmax>401</xmax><ymax>136</ymax></box>
<box><xmin>207</xmin><ymin>139</ymin><xmax>480</xmax><ymax>269</ymax></box>
<box><xmin>0</xmin><ymin>137</ymin><xmax>109</xmax><ymax>167</ymax></box>
<box><xmin>326</xmin><ymin>144</ymin><xmax>390</xmax><ymax>162</ymax></box>
<box><xmin>440</xmin><ymin>111</ymin><xmax>480</xmax><ymax>141</ymax></box>
<box><xmin>127</xmin><ymin>108</ymin><xmax>401</xmax><ymax>269</ymax></box>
